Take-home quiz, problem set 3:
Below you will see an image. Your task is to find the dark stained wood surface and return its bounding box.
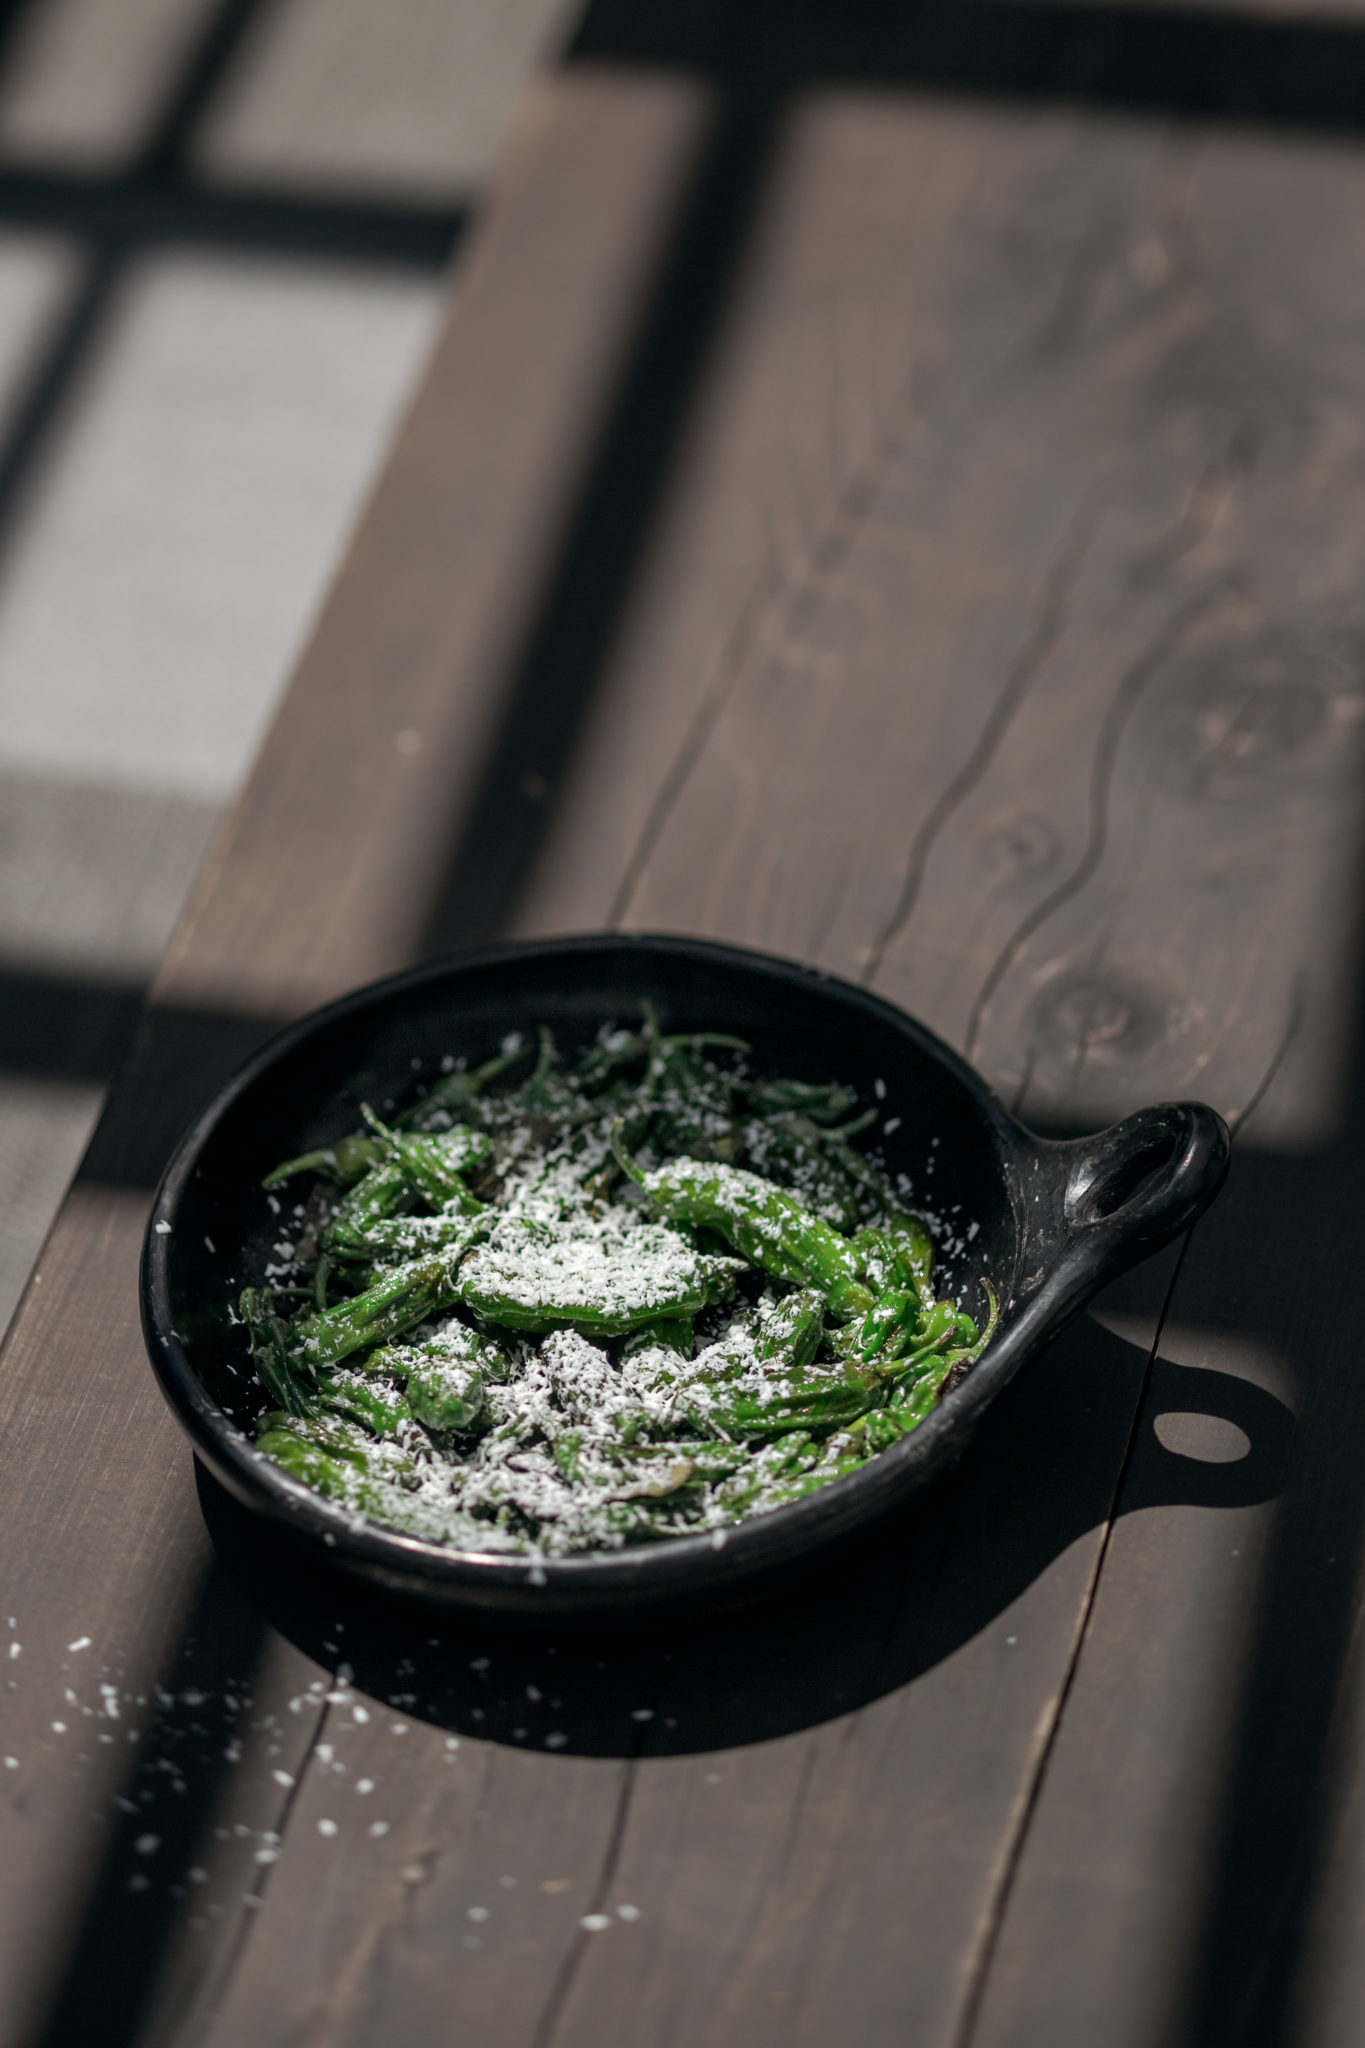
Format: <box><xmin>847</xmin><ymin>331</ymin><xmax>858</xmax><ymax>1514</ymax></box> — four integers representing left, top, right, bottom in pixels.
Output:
<box><xmin>6</xmin><ymin>33</ymin><xmax>1365</xmax><ymax>2048</ymax></box>
<box><xmin>0</xmin><ymin>66</ymin><xmax>716</xmax><ymax>2048</ymax></box>
<box><xmin>511</xmin><ymin>85</ymin><xmax>1365</xmax><ymax>2048</ymax></box>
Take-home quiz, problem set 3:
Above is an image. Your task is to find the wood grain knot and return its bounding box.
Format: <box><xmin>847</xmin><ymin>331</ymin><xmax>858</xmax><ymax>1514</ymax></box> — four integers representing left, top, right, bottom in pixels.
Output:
<box><xmin>1188</xmin><ymin>667</ymin><xmax>1326</xmax><ymax>796</ymax></box>
<box><xmin>976</xmin><ymin>812</ymin><xmax>1060</xmax><ymax>888</ymax></box>
<box><xmin>1031</xmin><ymin>969</ymin><xmax>1166</xmax><ymax>1068</ymax></box>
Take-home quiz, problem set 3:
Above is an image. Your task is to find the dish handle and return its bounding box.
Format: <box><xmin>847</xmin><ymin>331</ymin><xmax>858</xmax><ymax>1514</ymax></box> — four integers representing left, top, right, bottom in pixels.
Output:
<box><xmin>1048</xmin><ymin>1100</ymin><xmax>1230</xmax><ymax>1275</ymax></box>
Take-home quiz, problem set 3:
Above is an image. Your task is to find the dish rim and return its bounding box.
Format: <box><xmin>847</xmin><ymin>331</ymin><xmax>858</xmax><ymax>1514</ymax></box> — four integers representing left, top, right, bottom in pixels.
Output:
<box><xmin>140</xmin><ymin>931</ymin><xmax>1228</xmax><ymax>1611</ymax></box>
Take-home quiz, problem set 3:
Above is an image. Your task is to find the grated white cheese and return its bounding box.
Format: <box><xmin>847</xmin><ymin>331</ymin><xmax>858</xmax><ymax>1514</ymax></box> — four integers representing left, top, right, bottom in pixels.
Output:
<box><xmin>239</xmin><ymin>1032</ymin><xmax>986</xmax><ymax>1558</ymax></box>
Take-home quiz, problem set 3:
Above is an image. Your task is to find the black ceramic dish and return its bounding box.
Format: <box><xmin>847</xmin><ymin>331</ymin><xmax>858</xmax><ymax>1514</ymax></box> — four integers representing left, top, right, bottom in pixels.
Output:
<box><xmin>141</xmin><ymin>933</ymin><xmax>1229</xmax><ymax>1617</ymax></box>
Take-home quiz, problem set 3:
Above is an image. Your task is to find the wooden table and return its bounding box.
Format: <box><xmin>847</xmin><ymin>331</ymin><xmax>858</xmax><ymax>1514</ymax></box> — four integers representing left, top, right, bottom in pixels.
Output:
<box><xmin>9</xmin><ymin>8</ymin><xmax>1365</xmax><ymax>2043</ymax></box>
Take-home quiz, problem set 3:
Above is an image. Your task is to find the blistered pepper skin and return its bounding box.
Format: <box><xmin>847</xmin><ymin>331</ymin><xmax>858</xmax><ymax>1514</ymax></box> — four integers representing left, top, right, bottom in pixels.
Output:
<box><xmin>457</xmin><ymin>1236</ymin><xmax>740</xmax><ymax>1338</ymax></box>
<box><xmin>321</xmin><ymin>1161</ymin><xmax>411</xmax><ymax>1257</ymax></box>
<box><xmin>621</xmin><ymin>1148</ymin><xmax>875</xmax><ymax>1318</ymax></box>
<box><xmin>755</xmin><ymin>1288</ymin><xmax>826</xmax><ymax>1370</ymax></box>
<box><xmin>247</xmin><ymin>1026</ymin><xmax>1001</xmax><ymax>1553</ymax></box>
<box><xmin>293</xmin><ymin>1249</ymin><xmax>471</xmax><ymax>1365</ymax></box>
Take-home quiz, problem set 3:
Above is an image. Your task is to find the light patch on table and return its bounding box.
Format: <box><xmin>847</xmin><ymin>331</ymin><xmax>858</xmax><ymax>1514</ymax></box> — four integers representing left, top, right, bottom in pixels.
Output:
<box><xmin>196</xmin><ymin>0</ymin><xmax>578</xmax><ymax>198</ymax></box>
<box><xmin>1090</xmin><ymin>1311</ymin><xmax>1295</xmax><ymax>1405</ymax></box>
<box><xmin>0</xmin><ymin>250</ymin><xmax>441</xmax><ymax>802</ymax></box>
<box><xmin>0</xmin><ymin>0</ymin><xmax>208</xmax><ymax>166</ymax></box>
<box><xmin>0</xmin><ymin>768</ymin><xmax>218</xmax><ymax>978</ymax></box>
<box><xmin>0</xmin><ymin>232</ymin><xmax>81</xmax><ymax>426</ymax></box>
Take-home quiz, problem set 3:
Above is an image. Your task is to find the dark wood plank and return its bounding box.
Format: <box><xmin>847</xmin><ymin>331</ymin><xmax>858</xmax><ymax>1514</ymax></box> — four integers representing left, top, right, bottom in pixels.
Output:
<box><xmin>0</xmin><ymin>1190</ymin><xmax>203</xmax><ymax>2042</ymax></box>
<box><xmin>0</xmin><ymin>66</ymin><xmax>712</xmax><ymax>2048</ymax></box>
<box><xmin>511</xmin><ymin>88</ymin><xmax>1365</xmax><ymax>2048</ymax></box>
<box><xmin>159</xmin><ymin>63</ymin><xmax>710</xmax><ymax>1021</ymax></box>
<box><xmin>196</xmin><ymin>1731</ymin><xmax>635</xmax><ymax>2048</ymax></box>
<box><xmin>966</xmin><ymin>1214</ymin><xmax>1310</xmax><ymax>2048</ymax></box>
<box><xmin>0</xmin><ymin>1190</ymin><xmax>332</xmax><ymax>2048</ymax></box>
<box><xmin>904</xmin><ymin>131</ymin><xmax>1365</xmax><ymax>2048</ymax></box>
<box><xmin>891</xmin><ymin>129</ymin><xmax>1365</xmax><ymax>1145</ymax></box>
<box><xmin>9</xmin><ymin>57</ymin><xmax>1365</xmax><ymax>2048</ymax></box>
<box><xmin>180</xmin><ymin>87</ymin><xmax>1191</xmax><ymax>2048</ymax></box>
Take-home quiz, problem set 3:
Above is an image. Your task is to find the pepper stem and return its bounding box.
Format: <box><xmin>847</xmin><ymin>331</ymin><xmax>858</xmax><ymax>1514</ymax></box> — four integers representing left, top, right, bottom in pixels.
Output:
<box><xmin>360</xmin><ymin>1102</ymin><xmax>399</xmax><ymax>1150</ymax></box>
<box><xmin>969</xmin><ymin>1278</ymin><xmax>1000</xmax><ymax>1359</ymax></box>
<box><xmin>609</xmin><ymin>1118</ymin><xmax>646</xmax><ymax>1187</ymax></box>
